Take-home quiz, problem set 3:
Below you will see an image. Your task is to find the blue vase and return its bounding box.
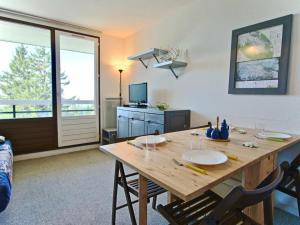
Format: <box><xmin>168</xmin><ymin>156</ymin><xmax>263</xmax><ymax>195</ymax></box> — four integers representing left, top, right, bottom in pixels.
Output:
<box><xmin>220</xmin><ymin>120</ymin><xmax>229</xmax><ymax>139</ymax></box>
<box><xmin>211</xmin><ymin>128</ymin><xmax>221</xmax><ymax>139</ymax></box>
<box><xmin>206</xmin><ymin>127</ymin><xmax>213</xmax><ymax>138</ymax></box>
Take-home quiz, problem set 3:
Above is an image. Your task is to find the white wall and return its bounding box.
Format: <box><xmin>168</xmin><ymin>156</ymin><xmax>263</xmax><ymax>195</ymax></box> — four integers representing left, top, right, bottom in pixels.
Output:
<box><xmin>123</xmin><ymin>0</ymin><xmax>300</xmax><ymax>215</ymax></box>
<box><xmin>100</xmin><ymin>34</ymin><xmax>125</xmax><ymax>128</ymax></box>
<box><xmin>124</xmin><ymin>0</ymin><xmax>300</xmax><ymax>134</ymax></box>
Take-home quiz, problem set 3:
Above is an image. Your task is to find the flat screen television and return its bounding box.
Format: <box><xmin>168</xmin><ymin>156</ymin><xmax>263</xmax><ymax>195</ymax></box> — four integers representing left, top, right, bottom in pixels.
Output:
<box><xmin>129</xmin><ymin>82</ymin><xmax>147</xmax><ymax>104</ymax></box>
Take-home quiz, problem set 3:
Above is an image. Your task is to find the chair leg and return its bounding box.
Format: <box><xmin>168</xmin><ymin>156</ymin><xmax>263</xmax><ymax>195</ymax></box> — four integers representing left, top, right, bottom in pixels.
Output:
<box><xmin>119</xmin><ymin>162</ymin><xmax>137</xmax><ymax>225</ymax></box>
<box><xmin>152</xmin><ymin>196</ymin><xmax>157</xmax><ymax>209</ymax></box>
<box><xmin>111</xmin><ymin>161</ymin><xmax>119</xmax><ymax>225</ymax></box>
<box><xmin>295</xmin><ymin>175</ymin><xmax>300</xmax><ymax>217</ymax></box>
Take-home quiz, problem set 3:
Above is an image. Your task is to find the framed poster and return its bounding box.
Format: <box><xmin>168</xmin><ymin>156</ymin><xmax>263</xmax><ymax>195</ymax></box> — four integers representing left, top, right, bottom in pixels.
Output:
<box><xmin>228</xmin><ymin>15</ymin><xmax>293</xmax><ymax>94</ymax></box>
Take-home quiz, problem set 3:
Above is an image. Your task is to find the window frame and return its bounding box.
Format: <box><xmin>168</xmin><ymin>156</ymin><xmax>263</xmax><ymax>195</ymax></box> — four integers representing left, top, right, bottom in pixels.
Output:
<box><xmin>0</xmin><ymin>16</ymin><xmax>101</xmax><ymax>152</ymax></box>
<box><xmin>0</xmin><ymin>16</ymin><xmax>100</xmax><ymax>123</ymax></box>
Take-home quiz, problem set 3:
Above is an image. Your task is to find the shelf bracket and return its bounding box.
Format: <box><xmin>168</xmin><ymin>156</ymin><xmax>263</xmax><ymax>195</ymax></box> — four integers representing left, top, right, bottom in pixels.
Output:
<box><xmin>138</xmin><ymin>58</ymin><xmax>148</xmax><ymax>69</ymax></box>
<box><xmin>153</xmin><ymin>54</ymin><xmax>160</xmax><ymax>63</ymax></box>
<box><xmin>169</xmin><ymin>66</ymin><xmax>179</xmax><ymax>79</ymax></box>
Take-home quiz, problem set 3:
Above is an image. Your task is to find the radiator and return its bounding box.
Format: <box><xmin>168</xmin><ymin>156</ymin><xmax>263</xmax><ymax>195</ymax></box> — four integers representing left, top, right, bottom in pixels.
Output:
<box><xmin>104</xmin><ymin>98</ymin><xmax>120</xmax><ymax>129</ymax></box>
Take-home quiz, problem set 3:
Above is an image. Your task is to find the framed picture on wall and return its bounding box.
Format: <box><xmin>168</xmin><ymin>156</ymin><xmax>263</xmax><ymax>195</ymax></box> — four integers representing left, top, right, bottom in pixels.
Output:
<box><xmin>228</xmin><ymin>15</ymin><xmax>293</xmax><ymax>94</ymax></box>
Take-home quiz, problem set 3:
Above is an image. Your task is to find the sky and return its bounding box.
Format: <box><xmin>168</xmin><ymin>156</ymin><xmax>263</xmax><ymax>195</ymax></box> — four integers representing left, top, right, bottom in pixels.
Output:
<box><xmin>0</xmin><ymin>41</ymin><xmax>95</xmax><ymax>101</ymax></box>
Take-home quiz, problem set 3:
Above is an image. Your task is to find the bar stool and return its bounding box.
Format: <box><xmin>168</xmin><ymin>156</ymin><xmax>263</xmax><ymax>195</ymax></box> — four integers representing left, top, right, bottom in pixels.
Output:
<box><xmin>276</xmin><ymin>155</ymin><xmax>300</xmax><ymax>216</ymax></box>
<box><xmin>157</xmin><ymin>165</ymin><xmax>284</xmax><ymax>225</ymax></box>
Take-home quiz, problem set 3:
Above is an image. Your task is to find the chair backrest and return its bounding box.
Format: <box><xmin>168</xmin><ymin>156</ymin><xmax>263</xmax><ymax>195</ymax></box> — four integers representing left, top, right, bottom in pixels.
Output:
<box><xmin>207</xmin><ymin>165</ymin><xmax>284</xmax><ymax>224</ymax></box>
<box><xmin>290</xmin><ymin>153</ymin><xmax>300</xmax><ymax>170</ymax></box>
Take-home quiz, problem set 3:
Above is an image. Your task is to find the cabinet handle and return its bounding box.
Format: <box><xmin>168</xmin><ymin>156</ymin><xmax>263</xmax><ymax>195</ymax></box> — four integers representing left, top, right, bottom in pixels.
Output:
<box><xmin>131</xmin><ymin>118</ymin><xmax>134</xmax><ymax>120</ymax></box>
<box><xmin>147</xmin><ymin>120</ymin><xmax>151</xmax><ymax>123</ymax></box>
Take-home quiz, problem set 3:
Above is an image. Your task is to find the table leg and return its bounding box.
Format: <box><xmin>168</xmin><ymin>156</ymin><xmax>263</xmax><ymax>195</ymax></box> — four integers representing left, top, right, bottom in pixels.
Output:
<box><xmin>139</xmin><ymin>174</ymin><xmax>148</xmax><ymax>225</ymax></box>
<box><xmin>168</xmin><ymin>192</ymin><xmax>179</xmax><ymax>203</ymax></box>
<box><xmin>243</xmin><ymin>153</ymin><xmax>277</xmax><ymax>224</ymax></box>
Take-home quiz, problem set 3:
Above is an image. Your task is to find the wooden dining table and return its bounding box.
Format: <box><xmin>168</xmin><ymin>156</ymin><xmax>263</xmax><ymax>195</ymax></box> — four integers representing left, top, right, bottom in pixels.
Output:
<box><xmin>100</xmin><ymin>128</ymin><xmax>300</xmax><ymax>225</ymax></box>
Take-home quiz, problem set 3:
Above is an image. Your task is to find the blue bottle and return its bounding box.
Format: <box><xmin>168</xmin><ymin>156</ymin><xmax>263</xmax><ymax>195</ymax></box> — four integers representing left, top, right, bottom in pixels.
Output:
<box><xmin>220</xmin><ymin>119</ymin><xmax>229</xmax><ymax>139</ymax></box>
<box><xmin>211</xmin><ymin>128</ymin><xmax>221</xmax><ymax>139</ymax></box>
<box><xmin>206</xmin><ymin>122</ymin><xmax>213</xmax><ymax>138</ymax></box>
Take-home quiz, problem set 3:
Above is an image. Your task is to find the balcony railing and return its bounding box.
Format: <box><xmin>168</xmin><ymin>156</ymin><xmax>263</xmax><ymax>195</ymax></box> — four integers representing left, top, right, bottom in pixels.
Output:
<box><xmin>0</xmin><ymin>99</ymin><xmax>95</xmax><ymax>118</ymax></box>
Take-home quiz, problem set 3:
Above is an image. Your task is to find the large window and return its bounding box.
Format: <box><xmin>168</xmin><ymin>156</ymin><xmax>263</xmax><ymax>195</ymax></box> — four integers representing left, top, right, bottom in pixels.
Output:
<box><xmin>0</xmin><ymin>20</ymin><xmax>53</xmax><ymax>119</ymax></box>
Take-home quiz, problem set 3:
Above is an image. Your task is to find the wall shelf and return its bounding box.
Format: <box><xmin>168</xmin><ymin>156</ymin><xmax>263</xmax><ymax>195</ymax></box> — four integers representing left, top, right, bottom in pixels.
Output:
<box><xmin>128</xmin><ymin>48</ymin><xmax>168</xmax><ymax>68</ymax></box>
<box><xmin>153</xmin><ymin>60</ymin><xmax>187</xmax><ymax>79</ymax></box>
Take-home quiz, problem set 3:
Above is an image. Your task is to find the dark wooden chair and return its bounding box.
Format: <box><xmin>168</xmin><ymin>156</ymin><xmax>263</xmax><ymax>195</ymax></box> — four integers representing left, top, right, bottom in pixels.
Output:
<box><xmin>157</xmin><ymin>165</ymin><xmax>284</xmax><ymax>225</ymax></box>
<box><xmin>276</xmin><ymin>155</ymin><xmax>300</xmax><ymax>216</ymax></box>
<box><xmin>111</xmin><ymin>136</ymin><xmax>166</xmax><ymax>225</ymax></box>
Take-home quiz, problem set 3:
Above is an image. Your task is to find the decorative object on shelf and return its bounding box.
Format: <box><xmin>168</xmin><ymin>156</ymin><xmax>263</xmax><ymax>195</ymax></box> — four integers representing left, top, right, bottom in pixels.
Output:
<box><xmin>228</xmin><ymin>15</ymin><xmax>293</xmax><ymax>95</ymax></box>
<box><xmin>128</xmin><ymin>48</ymin><xmax>188</xmax><ymax>79</ymax></box>
<box><xmin>155</xmin><ymin>103</ymin><xmax>169</xmax><ymax>111</ymax></box>
<box><xmin>206</xmin><ymin>117</ymin><xmax>230</xmax><ymax>141</ymax></box>
<box><xmin>159</xmin><ymin>48</ymin><xmax>181</xmax><ymax>62</ymax></box>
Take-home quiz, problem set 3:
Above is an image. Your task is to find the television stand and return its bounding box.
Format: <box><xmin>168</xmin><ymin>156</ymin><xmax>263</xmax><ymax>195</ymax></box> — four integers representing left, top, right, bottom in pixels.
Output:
<box><xmin>123</xmin><ymin>104</ymin><xmax>148</xmax><ymax>108</ymax></box>
<box><xmin>136</xmin><ymin>104</ymin><xmax>147</xmax><ymax>108</ymax></box>
<box><xmin>117</xmin><ymin>106</ymin><xmax>191</xmax><ymax>138</ymax></box>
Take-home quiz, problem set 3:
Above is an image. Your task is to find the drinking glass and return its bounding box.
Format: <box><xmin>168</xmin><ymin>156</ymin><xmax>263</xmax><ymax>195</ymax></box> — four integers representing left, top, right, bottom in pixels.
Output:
<box><xmin>145</xmin><ymin>135</ymin><xmax>156</xmax><ymax>151</ymax></box>
<box><xmin>255</xmin><ymin>122</ymin><xmax>266</xmax><ymax>135</ymax></box>
<box><xmin>189</xmin><ymin>136</ymin><xmax>201</xmax><ymax>151</ymax></box>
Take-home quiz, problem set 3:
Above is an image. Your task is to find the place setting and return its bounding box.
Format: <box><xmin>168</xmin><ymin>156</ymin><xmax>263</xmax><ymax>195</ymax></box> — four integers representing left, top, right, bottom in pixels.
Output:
<box><xmin>172</xmin><ymin>127</ymin><xmax>240</xmax><ymax>176</ymax></box>
<box><xmin>127</xmin><ymin>134</ymin><xmax>168</xmax><ymax>150</ymax></box>
<box><xmin>255</xmin><ymin>131</ymin><xmax>292</xmax><ymax>142</ymax></box>
<box><xmin>174</xmin><ymin>147</ymin><xmax>238</xmax><ymax>176</ymax></box>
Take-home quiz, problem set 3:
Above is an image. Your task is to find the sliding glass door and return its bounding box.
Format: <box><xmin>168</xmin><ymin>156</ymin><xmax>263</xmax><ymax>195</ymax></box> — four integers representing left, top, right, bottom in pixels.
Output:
<box><xmin>55</xmin><ymin>31</ymin><xmax>99</xmax><ymax>147</ymax></box>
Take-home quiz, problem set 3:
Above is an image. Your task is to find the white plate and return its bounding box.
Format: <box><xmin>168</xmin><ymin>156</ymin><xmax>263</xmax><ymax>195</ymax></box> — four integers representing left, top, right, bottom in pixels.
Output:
<box><xmin>182</xmin><ymin>150</ymin><xmax>228</xmax><ymax>165</ymax></box>
<box><xmin>257</xmin><ymin>132</ymin><xmax>292</xmax><ymax>139</ymax></box>
<box><xmin>135</xmin><ymin>135</ymin><xmax>166</xmax><ymax>145</ymax></box>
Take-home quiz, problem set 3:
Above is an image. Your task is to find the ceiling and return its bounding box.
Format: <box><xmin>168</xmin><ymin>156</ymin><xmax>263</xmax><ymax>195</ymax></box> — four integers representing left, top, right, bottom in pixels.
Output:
<box><xmin>0</xmin><ymin>0</ymin><xmax>188</xmax><ymax>38</ymax></box>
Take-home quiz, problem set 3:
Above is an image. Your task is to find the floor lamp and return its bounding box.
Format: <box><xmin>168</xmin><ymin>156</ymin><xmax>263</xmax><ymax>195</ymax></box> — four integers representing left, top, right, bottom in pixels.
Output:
<box><xmin>118</xmin><ymin>69</ymin><xmax>123</xmax><ymax>106</ymax></box>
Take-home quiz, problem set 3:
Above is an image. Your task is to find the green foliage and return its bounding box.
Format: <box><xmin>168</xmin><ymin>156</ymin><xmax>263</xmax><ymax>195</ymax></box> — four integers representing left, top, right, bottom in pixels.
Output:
<box><xmin>0</xmin><ymin>44</ymin><xmax>72</xmax><ymax>117</ymax></box>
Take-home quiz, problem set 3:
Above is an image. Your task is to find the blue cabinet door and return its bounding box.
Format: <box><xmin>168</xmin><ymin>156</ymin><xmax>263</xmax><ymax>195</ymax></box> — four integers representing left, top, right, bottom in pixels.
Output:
<box><xmin>145</xmin><ymin>122</ymin><xmax>164</xmax><ymax>135</ymax></box>
<box><xmin>129</xmin><ymin>119</ymin><xmax>145</xmax><ymax>137</ymax></box>
<box><xmin>117</xmin><ymin>115</ymin><xmax>129</xmax><ymax>138</ymax></box>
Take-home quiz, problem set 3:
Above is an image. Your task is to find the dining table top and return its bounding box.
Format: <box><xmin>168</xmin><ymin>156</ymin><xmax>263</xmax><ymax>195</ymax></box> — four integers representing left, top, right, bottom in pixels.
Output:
<box><xmin>100</xmin><ymin>128</ymin><xmax>300</xmax><ymax>201</ymax></box>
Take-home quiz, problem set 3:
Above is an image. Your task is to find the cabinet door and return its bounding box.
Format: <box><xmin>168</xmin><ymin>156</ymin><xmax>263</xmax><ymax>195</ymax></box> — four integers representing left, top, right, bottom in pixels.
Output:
<box><xmin>146</xmin><ymin>122</ymin><xmax>164</xmax><ymax>135</ymax></box>
<box><xmin>129</xmin><ymin>119</ymin><xmax>145</xmax><ymax>137</ymax></box>
<box><xmin>165</xmin><ymin>111</ymin><xmax>190</xmax><ymax>133</ymax></box>
<box><xmin>117</xmin><ymin>115</ymin><xmax>129</xmax><ymax>138</ymax></box>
